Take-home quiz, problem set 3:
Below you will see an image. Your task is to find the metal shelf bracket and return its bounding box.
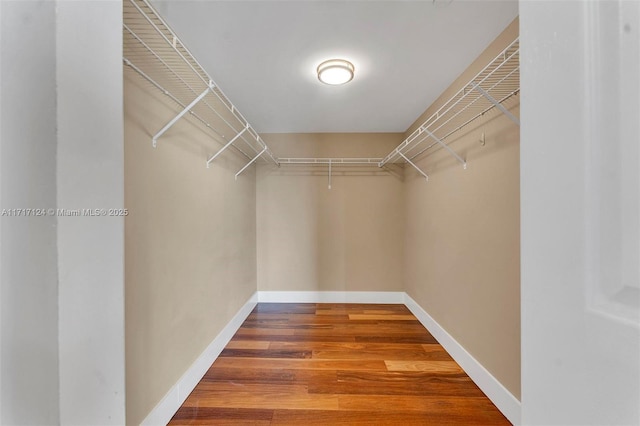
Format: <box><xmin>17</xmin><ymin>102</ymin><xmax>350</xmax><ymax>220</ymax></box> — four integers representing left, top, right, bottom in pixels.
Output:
<box><xmin>152</xmin><ymin>81</ymin><xmax>215</xmax><ymax>148</ymax></box>
<box><xmin>419</xmin><ymin>126</ymin><xmax>467</xmax><ymax>169</ymax></box>
<box><xmin>235</xmin><ymin>147</ymin><xmax>266</xmax><ymax>180</ymax></box>
<box><xmin>471</xmin><ymin>83</ymin><xmax>520</xmax><ymax>126</ymax></box>
<box><xmin>206</xmin><ymin>124</ymin><xmax>250</xmax><ymax>168</ymax></box>
<box><xmin>399</xmin><ymin>152</ymin><xmax>429</xmax><ymax>181</ymax></box>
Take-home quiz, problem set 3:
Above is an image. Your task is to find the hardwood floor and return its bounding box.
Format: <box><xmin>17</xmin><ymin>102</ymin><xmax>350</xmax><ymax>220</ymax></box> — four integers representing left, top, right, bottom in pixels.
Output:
<box><xmin>169</xmin><ymin>303</ymin><xmax>510</xmax><ymax>425</ymax></box>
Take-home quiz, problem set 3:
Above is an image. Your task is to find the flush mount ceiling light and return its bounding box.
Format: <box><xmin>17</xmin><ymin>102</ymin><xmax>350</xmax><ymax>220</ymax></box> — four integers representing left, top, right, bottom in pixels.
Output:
<box><xmin>317</xmin><ymin>59</ymin><xmax>355</xmax><ymax>85</ymax></box>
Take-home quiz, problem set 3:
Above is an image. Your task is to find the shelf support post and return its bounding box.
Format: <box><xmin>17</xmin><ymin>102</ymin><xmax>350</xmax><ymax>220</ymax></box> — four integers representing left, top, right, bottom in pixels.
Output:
<box><xmin>235</xmin><ymin>147</ymin><xmax>266</xmax><ymax>180</ymax></box>
<box><xmin>399</xmin><ymin>152</ymin><xmax>429</xmax><ymax>181</ymax></box>
<box><xmin>471</xmin><ymin>83</ymin><xmax>520</xmax><ymax>126</ymax></box>
<box><xmin>421</xmin><ymin>127</ymin><xmax>467</xmax><ymax>169</ymax></box>
<box><xmin>152</xmin><ymin>82</ymin><xmax>214</xmax><ymax>147</ymax></box>
<box><xmin>206</xmin><ymin>124</ymin><xmax>250</xmax><ymax>167</ymax></box>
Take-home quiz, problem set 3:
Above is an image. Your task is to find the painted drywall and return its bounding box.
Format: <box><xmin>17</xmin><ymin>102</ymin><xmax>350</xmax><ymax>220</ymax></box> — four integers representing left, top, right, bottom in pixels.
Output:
<box><xmin>257</xmin><ymin>133</ymin><xmax>405</xmax><ymax>293</ymax></box>
<box><xmin>124</xmin><ymin>69</ymin><xmax>258</xmax><ymax>424</ymax></box>
<box><xmin>403</xmin><ymin>18</ymin><xmax>521</xmax><ymax>400</ymax></box>
<box><xmin>0</xmin><ymin>1</ymin><xmax>59</xmax><ymax>424</ymax></box>
<box><xmin>1</xmin><ymin>2</ymin><xmax>127</xmax><ymax>423</ymax></box>
<box><xmin>520</xmin><ymin>1</ymin><xmax>640</xmax><ymax>424</ymax></box>
<box><xmin>56</xmin><ymin>1</ymin><xmax>126</xmax><ymax>424</ymax></box>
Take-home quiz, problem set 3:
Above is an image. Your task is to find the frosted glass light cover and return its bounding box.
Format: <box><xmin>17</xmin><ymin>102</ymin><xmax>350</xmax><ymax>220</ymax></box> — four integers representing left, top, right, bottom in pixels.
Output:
<box><xmin>317</xmin><ymin>59</ymin><xmax>354</xmax><ymax>85</ymax></box>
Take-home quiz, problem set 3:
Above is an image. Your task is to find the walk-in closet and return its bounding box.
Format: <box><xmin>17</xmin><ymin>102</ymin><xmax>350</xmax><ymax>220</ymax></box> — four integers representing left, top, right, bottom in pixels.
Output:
<box><xmin>123</xmin><ymin>0</ymin><xmax>520</xmax><ymax>423</ymax></box>
<box><xmin>1</xmin><ymin>1</ymin><xmax>638</xmax><ymax>425</ymax></box>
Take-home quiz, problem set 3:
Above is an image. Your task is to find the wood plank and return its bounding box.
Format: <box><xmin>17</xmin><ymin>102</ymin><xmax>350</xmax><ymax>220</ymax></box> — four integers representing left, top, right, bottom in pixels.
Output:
<box><xmin>308</xmin><ymin>370</ymin><xmax>486</xmax><ymax>397</ymax></box>
<box><xmin>355</xmin><ymin>334</ymin><xmax>439</xmax><ymax>344</ymax></box>
<box><xmin>269</xmin><ymin>341</ymin><xmax>429</xmax><ymax>352</ymax></box>
<box><xmin>247</xmin><ymin>313</ymin><xmax>351</xmax><ymax>323</ymax></box>
<box><xmin>337</xmin><ymin>394</ymin><xmax>507</xmax><ymax>417</ymax></box>
<box><xmin>235</xmin><ymin>327</ymin><xmax>295</xmax><ymax>336</ymax></box>
<box><xmin>315</xmin><ymin>304</ymin><xmax>410</xmax><ymax>316</ymax></box>
<box><xmin>241</xmin><ymin>320</ymin><xmax>291</xmax><ymax>328</ymax></box>
<box><xmin>285</xmin><ymin>318</ymin><xmax>421</xmax><ymax>327</ymax></box>
<box><xmin>169</xmin><ymin>407</ymin><xmax>272</xmax><ymax>425</ymax></box>
<box><xmin>312</xmin><ymin>348</ymin><xmax>452</xmax><ymax>361</ymax></box>
<box><xmin>423</xmin><ymin>343</ymin><xmax>450</xmax><ymax>353</ymax></box>
<box><xmin>189</xmin><ymin>382</ymin><xmax>309</xmax><ymax>394</ymax></box>
<box><xmin>201</xmin><ymin>367</ymin><xmax>336</xmax><ymax>386</ymax></box>
<box><xmin>219</xmin><ymin>348</ymin><xmax>312</xmax><ymax>359</ymax></box>
<box><xmin>171</xmin><ymin>420</ymin><xmax>271</xmax><ymax>426</ymax></box>
<box><xmin>362</xmin><ymin>308</ymin><xmax>411</xmax><ymax>314</ymax></box>
<box><xmin>291</xmin><ymin>323</ymin><xmax>432</xmax><ymax>336</ymax></box>
<box><xmin>183</xmin><ymin>391</ymin><xmax>338</xmax><ymax>411</ymax></box>
<box><xmin>385</xmin><ymin>360</ymin><xmax>464</xmax><ymax>373</ymax></box>
<box><xmin>253</xmin><ymin>303</ymin><xmax>317</xmax><ymax>314</ymax></box>
<box><xmin>225</xmin><ymin>340</ymin><xmax>270</xmax><ymax>350</ymax></box>
<box><xmin>230</xmin><ymin>333</ymin><xmax>358</xmax><ymax>343</ymax></box>
<box><xmin>212</xmin><ymin>357</ymin><xmax>387</xmax><ymax>371</ymax></box>
<box><xmin>181</xmin><ymin>383</ymin><xmax>339</xmax><ymax>411</ymax></box>
<box><xmin>348</xmin><ymin>314</ymin><xmax>417</xmax><ymax>321</ymax></box>
<box><xmin>271</xmin><ymin>408</ymin><xmax>507</xmax><ymax>426</ymax></box>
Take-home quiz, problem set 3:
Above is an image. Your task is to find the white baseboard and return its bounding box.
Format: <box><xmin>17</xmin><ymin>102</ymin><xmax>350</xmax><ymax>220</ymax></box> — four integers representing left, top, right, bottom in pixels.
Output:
<box><xmin>257</xmin><ymin>290</ymin><xmax>405</xmax><ymax>304</ymax></box>
<box><xmin>403</xmin><ymin>293</ymin><xmax>521</xmax><ymax>425</ymax></box>
<box><xmin>140</xmin><ymin>292</ymin><xmax>258</xmax><ymax>426</ymax></box>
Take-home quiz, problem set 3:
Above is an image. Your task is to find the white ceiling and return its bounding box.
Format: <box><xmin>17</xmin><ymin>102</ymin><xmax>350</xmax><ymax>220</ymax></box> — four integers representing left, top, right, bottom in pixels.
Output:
<box><xmin>151</xmin><ymin>0</ymin><xmax>518</xmax><ymax>133</ymax></box>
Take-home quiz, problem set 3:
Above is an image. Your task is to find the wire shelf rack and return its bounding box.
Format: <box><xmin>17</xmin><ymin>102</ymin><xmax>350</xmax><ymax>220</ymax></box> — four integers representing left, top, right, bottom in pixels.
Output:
<box><xmin>276</xmin><ymin>158</ymin><xmax>385</xmax><ymax>189</ymax></box>
<box><xmin>123</xmin><ymin>0</ymin><xmax>279</xmax><ymax>177</ymax></box>
<box><xmin>278</xmin><ymin>158</ymin><xmax>383</xmax><ymax>165</ymax></box>
<box><xmin>379</xmin><ymin>38</ymin><xmax>520</xmax><ymax>179</ymax></box>
<box><xmin>123</xmin><ymin>0</ymin><xmax>518</xmax><ymax>185</ymax></box>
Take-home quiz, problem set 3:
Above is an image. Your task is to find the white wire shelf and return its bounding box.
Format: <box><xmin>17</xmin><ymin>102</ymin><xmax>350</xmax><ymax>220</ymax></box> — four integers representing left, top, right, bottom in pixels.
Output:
<box><xmin>123</xmin><ymin>0</ymin><xmax>279</xmax><ymax>177</ymax></box>
<box><xmin>277</xmin><ymin>158</ymin><xmax>385</xmax><ymax>190</ymax></box>
<box><xmin>278</xmin><ymin>158</ymin><xmax>383</xmax><ymax>165</ymax></box>
<box><xmin>379</xmin><ymin>37</ymin><xmax>520</xmax><ymax>179</ymax></box>
<box><xmin>123</xmin><ymin>0</ymin><xmax>518</xmax><ymax>185</ymax></box>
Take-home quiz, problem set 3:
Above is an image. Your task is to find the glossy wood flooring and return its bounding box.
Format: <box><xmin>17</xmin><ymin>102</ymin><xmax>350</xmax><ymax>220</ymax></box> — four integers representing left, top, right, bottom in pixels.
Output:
<box><xmin>169</xmin><ymin>303</ymin><xmax>510</xmax><ymax>425</ymax></box>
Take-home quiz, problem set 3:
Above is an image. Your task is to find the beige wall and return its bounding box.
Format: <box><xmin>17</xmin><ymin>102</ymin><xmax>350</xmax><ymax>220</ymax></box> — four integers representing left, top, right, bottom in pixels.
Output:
<box><xmin>124</xmin><ymin>16</ymin><xmax>520</xmax><ymax>421</ymax></box>
<box><xmin>124</xmin><ymin>71</ymin><xmax>258</xmax><ymax>425</ymax></box>
<box><xmin>257</xmin><ymin>133</ymin><xmax>405</xmax><ymax>293</ymax></box>
<box><xmin>404</xmin><ymin>18</ymin><xmax>520</xmax><ymax>399</ymax></box>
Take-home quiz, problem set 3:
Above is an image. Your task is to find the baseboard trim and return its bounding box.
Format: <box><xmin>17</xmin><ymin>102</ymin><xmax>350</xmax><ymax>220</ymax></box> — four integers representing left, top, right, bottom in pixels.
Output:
<box><xmin>140</xmin><ymin>292</ymin><xmax>258</xmax><ymax>426</ymax></box>
<box><xmin>403</xmin><ymin>293</ymin><xmax>521</xmax><ymax>425</ymax></box>
<box><xmin>257</xmin><ymin>290</ymin><xmax>405</xmax><ymax>304</ymax></box>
